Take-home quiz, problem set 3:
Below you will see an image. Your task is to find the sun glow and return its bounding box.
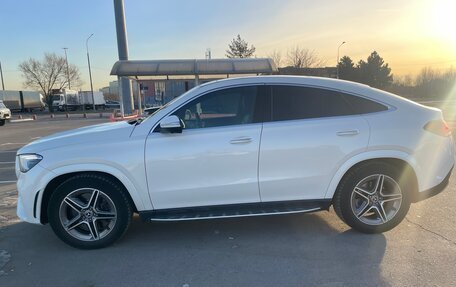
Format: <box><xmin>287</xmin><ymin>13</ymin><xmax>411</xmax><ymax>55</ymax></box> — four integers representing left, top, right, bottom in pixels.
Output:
<box><xmin>430</xmin><ymin>0</ymin><xmax>456</xmax><ymax>45</ymax></box>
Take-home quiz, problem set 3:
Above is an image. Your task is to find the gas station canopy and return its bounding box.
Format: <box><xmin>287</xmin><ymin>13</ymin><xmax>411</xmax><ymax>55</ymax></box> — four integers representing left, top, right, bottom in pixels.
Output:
<box><xmin>110</xmin><ymin>58</ymin><xmax>277</xmax><ymax>78</ymax></box>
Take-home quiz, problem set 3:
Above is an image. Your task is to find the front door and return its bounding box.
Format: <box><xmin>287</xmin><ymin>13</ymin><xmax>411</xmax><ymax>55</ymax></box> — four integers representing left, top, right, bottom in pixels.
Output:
<box><xmin>145</xmin><ymin>85</ymin><xmax>264</xmax><ymax>210</ymax></box>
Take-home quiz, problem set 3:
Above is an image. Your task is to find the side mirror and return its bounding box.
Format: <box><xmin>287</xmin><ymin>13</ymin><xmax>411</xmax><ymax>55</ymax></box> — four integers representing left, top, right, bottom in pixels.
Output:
<box><xmin>159</xmin><ymin>115</ymin><xmax>184</xmax><ymax>133</ymax></box>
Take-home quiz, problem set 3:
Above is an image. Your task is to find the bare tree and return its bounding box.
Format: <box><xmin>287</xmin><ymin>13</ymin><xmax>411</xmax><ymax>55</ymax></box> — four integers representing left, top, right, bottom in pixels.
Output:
<box><xmin>286</xmin><ymin>46</ymin><xmax>324</xmax><ymax>68</ymax></box>
<box><xmin>268</xmin><ymin>50</ymin><xmax>283</xmax><ymax>67</ymax></box>
<box><xmin>19</xmin><ymin>53</ymin><xmax>82</xmax><ymax>110</ymax></box>
<box><xmin>226</xmin><ymin>34</ymin><xmax>256</xmax><ymax>58</ymax></box>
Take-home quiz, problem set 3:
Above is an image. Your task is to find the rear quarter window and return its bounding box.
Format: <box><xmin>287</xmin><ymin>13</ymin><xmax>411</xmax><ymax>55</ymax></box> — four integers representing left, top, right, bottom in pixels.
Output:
<box><xmin>341</xmin><ymin>93</ymin><xmax>389</xmax><ymax>114</ymax></box>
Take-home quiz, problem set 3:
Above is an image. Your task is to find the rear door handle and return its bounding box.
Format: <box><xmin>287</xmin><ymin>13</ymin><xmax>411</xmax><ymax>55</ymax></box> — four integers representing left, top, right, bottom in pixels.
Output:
<box><xmin>230</xmin><ymin>137</ymin><xmax>253</xmax><ymax>144</ymax></box>
<box><xmin>337</xmin><ymin>130</ymin><xmax>359</xmax><ymax>136</ymax></box>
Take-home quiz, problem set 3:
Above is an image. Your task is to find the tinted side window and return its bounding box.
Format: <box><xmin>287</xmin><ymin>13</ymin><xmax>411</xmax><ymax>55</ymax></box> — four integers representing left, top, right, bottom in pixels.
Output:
<box><xmin>341</xmin><ymin>93</ymin><xmax>388</xmax><ymax>114</ymax></box>
<box><xmin>323</xmin><ymin>91</ymin><xmax>354</xmax><ymax>117</ymax></box>
<box><xmin>272</xmin><ymin>86</ymin><xmax>320</xmax><ymax>121</ymax></box>
<box><xmin>173</xmin><ymin>86</ymin><xmax>259</xmax><ymax>129</ymax></box>
<box><xmin>271</xmin><ymin>86</ymin><xmax>388</xmax><ymax>121</ymax></box>
<box><xmin>272</xmin><ymin>86</ymin><xmax>354</xmax><ymax>121</ymax></box>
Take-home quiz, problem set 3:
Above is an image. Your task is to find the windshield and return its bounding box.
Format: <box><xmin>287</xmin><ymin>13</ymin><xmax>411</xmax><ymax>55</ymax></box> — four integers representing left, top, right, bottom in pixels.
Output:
<box><xmin>0</xmin><ymin>103</ymin><xmax>6</xmax><ymax>108</ymax></box>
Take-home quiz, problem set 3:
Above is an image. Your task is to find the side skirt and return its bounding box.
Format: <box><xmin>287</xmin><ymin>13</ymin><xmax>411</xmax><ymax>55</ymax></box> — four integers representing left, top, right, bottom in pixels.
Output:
<box><xmin>139</xmin><ymin>199</ymin><xmax>332</xmax><ymax>222</ymax></box>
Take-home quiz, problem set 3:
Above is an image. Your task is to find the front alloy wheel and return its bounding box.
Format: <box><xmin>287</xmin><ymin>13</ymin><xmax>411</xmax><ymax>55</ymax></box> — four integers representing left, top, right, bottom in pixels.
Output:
<box><xmin>48</xmin><ymin>174</ymin><xmax>132</xmax><ymax>249</ymax></box>
<box><xmin>59</xmin><ymin>188</ymin><xmax>117</xmax><ymax>241</ymax></box>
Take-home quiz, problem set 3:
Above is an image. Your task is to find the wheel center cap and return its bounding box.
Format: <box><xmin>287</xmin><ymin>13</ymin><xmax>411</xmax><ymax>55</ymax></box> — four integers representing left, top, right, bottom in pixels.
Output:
<box><xmin>82</xmin><ymin>210</ymin><xmax>93</xmax><ymax>221</ymax></box>
<box><xmin>371</xmin><ymin>195</ymin><xmax>379</xmax><ymax>203</ymax></box>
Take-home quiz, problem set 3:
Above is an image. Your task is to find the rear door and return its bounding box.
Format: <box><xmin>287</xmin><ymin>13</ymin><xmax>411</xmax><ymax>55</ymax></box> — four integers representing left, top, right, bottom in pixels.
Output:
<box><xmin>259</xmin><ymin>85</ymin><xmax>371</xmax><ymax>202</ymax></box>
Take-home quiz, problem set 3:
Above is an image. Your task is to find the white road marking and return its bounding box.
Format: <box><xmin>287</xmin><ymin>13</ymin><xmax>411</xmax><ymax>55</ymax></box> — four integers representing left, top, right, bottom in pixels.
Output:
<box><xmin>0</xmin><ymin>181</ymin><xmax>16</xmax><ymax>184</ymax></box>
<box><xmin>9</xmin><ymin>118</ymin><xmax>34</xmax><ymax>123</ymax></box>
<box><xmin>30</xmin><ymin>137</ymin><xmax>41</xmax><ymax>140</ymax></box>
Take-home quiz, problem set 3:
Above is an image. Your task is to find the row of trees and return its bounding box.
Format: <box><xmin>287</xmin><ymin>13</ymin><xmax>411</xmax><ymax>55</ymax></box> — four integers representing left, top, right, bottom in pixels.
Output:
<box><xmin>226</xmin><ymin>35</ymin><xmax>456</xmax><ymax>100</ymax></box>
<box><xmin>226</xmin><ymin>34</ymin><xmax>324</xmax><ymax>68</ymax></box>
<box><xmin>226</xmin><ymin>35</ymin><xmax>394</xmax><ymax>89</ymax></box>
<box><xmin>337</xmin><ymin>51</ymin><xmax>393</xmax><ymax>89</ymax></box>
<box><xmin>390</xmin><ymin>67</ymin><xmax>456</xmax><ymax>99</ymax></box>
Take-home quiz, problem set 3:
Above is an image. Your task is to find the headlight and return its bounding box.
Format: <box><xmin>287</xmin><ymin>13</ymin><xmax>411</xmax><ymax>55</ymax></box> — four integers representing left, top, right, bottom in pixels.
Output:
<box><xmin>18</xmin><ymin>154</ymin><xmax>43</xmax><ymax>173</ymax></box>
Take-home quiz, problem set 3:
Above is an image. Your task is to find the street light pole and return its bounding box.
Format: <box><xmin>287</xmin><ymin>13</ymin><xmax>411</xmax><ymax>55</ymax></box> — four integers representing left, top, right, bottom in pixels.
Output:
<box><xmin>337</xmin><ymin>41</ymin><xmax>346</xmax><ymax>79</ymax></box>
<box><xmin>86</xmin><ymin>33</ymin><xmax>95</xmax><ymax>110</ymax></box>
<box><xmin>0</xmin><ymin>61</ymin><xmax>5</xmax><ymax>90</ymax></box>
<box><xmin>62</xmin><ymin>48</ymin><xmax>71</xmax><ymax>89</ymax></box>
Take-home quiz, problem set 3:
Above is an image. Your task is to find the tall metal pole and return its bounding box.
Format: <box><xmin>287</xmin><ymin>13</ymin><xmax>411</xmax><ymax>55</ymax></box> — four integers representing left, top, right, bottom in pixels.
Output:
<box><xmin>62</xmin><ymin>48</ymin><xmax>71</xmax><ymax>89</ymax></box>
<box><xmin>62</xmin><ymin>48</ymin><xmax>71</xmax><ymax>112</ymax></box>
<box><xmin>113</xmin><ymin>0</ymin><xmax>133</xmax><ymax>115</ymax></box>
<box><xmin>86</xmin><ymin>33</ymin><xmax>95</xmax><ymax>110</ymax></box>
<box><xmin>0</xmin><ymin>61</ymin><xmax>5</xmax><ymax>90</ymax></box>
<box><xmin>337</xmin><ymin>41</ymin><xmax>346</xmax><ymax>79</ymax></box>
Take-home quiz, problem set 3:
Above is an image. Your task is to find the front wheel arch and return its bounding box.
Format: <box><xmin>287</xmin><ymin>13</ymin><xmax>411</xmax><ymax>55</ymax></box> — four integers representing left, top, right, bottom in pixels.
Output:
<box><xmin>40</xmin><ymin>171</ymin><xmax>138</xmax><ymax>224</ymax></box>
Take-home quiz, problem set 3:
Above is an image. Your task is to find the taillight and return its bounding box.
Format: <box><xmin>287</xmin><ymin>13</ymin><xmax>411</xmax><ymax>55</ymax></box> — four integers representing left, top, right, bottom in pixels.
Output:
<box><xmin>424</xmin><ymin>119</ymin><xmax>451</xmax><ymax>137</ymax></box>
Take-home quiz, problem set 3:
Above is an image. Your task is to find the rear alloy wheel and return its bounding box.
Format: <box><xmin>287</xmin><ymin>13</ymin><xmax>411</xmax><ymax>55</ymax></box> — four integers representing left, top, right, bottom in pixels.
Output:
<box><xmin>333</xmin><ymin>162</ymin><xmax>411</xmax><ymax>233</ymax></box>
<box><xmin>48</xmin><ymin>174</ymin><xmax>132</xmax><ymax>249</ymax></box>
<box><xmin>351</xmin><ymin>174</ymin><xmax>403</xmax><ymax>225</ymax></box>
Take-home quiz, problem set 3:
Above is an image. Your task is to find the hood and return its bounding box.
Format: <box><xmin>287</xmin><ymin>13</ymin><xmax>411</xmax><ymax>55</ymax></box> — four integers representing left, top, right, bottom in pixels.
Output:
<box><xmin>18</xmin><ymin>121</ymin><xmax>135</xmax><ymax>154</ymax></box>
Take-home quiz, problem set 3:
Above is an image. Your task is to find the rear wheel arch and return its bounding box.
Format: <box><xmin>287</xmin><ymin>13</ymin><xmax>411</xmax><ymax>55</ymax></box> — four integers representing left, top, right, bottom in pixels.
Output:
<box><xmin>332</xmin><ymin>159</ymin><xmax>414</xmax><ymax>233</ymax></box>
<box><xmin>333</xmin><ymin>158</ymin><xmax>419</xmax><ymax>202</ymax></box>
<box><xmin>40</xmin><ymin>171</ymin><xmax>138</xmax><ymax>224</ymax></box>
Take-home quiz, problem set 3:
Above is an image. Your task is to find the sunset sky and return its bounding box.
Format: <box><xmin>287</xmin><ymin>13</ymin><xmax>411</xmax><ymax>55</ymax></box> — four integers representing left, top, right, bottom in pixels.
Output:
<box><xmin>1</xmin><ymin>0</ymin><xmax>455</xmax><ymax>91</ymax></box>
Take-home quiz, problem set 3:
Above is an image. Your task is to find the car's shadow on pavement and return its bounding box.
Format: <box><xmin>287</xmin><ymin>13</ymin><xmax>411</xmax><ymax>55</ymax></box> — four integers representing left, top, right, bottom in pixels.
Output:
<box><xmin>1</xmin><ymin>212</ymin><xmax>390</xmax><ymax>287</ymax></box>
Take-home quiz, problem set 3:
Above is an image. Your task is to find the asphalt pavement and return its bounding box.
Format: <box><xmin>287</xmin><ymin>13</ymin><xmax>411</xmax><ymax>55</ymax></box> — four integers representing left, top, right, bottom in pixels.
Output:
<box><xmin>1</xmin><ymin>116</ymin><xmax>456</xmax><ymax>287</ymax></box>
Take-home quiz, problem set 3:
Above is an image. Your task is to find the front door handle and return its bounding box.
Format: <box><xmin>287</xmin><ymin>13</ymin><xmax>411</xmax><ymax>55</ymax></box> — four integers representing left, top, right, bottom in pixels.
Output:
<box><xmin>230</xmin><ymin>137</ymin><xmax>252</xmax><ymax>144</ymax></box>
<box><xmin>337</xmin><ymin>130</ymin><xmax>359</xmax><ymax>136</ymax></box>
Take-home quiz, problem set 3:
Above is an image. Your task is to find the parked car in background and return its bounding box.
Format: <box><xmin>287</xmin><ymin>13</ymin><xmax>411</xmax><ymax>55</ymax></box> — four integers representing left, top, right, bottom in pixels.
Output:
<box><xmin>0</xmin><ymin>100</ymin><xmax>12</xmax><ymax>126</ymax></box>
<box><xmin>0</xmin><ymin>90</ymin><xmax>45</xmax><ymax>112</ymax></box>
<box><xmin>16</xmin><ymin>76</ymin><xmax>454</xmax><ymax>249</ymax></box>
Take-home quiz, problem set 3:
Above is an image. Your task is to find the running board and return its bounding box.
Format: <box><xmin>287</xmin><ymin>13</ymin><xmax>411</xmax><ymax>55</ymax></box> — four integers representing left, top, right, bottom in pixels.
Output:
<box><xmin>139</xmin><ymin>199</ymin><xmax>331</xmax><ymax>221</ymax></box>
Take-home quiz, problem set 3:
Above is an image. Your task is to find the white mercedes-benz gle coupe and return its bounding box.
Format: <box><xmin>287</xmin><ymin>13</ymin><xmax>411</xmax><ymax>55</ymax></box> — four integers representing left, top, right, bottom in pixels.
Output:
<box><xmin>16</xmin><ymin>76</ymin><xmax>454</xmax><ymax>249</ymax></box>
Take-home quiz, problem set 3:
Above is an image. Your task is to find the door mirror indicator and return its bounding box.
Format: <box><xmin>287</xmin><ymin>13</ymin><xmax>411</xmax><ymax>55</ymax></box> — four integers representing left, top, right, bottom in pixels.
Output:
<box><xmin>159</xmin><ymin>115</ymin><xmax>184</xmax><ymax>133</ymax></box>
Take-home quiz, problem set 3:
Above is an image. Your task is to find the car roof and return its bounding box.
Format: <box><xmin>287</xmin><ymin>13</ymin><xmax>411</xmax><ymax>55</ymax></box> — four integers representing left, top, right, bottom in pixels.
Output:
<box><xmin>199</xmin><ymin>75</ymin><xmax>370</xmax><ymax>91</ymax></box>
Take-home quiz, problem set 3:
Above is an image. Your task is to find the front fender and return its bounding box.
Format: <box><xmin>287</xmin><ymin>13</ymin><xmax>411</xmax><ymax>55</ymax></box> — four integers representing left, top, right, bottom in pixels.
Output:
<box><xmin>324</xmin><ymin>150</ymin><xmax>420</xmax><ymax>199</ymax></box>
<box><xmin>45</xmin><ymin>163</ymin><xmax>151</xmax><ymax>211</ymax></box>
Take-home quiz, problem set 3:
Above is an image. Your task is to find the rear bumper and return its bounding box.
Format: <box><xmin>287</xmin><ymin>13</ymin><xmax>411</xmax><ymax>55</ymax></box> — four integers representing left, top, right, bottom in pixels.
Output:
<box><xmin>413</xmin><ymin>166</ymin><xmax>453</xmax><ymax>202</ymax></box>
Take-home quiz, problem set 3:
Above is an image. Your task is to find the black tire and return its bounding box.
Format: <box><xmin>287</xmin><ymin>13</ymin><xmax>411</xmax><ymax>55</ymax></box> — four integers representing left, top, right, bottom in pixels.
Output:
<box><xmin>48</xmin><ymin>174</ymin><xmax>132</xmax><ymax>249</ymax></box>
<box><xmin>0</xmin><ymin>119</ymin><xmax>5</xmax><ymax>126</ymax></box>
<box><xmin>333</xmin><ymin>161</ymin><xmax>411</xmax><ymax>233</ymax></box>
